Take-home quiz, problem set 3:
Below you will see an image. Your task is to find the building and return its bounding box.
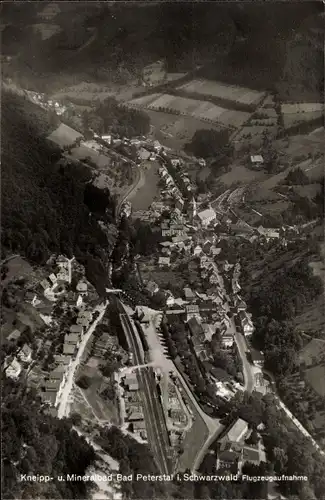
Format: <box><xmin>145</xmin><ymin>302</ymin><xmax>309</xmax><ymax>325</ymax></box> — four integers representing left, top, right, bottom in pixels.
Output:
<box><xmin>197</xmin><ymin>208</ymin><xmax>217</xmax><ymax>228</ymax></box>
<box><xmin>65</xmin><ymin>333</ymin><xmax>80</xmax><ymax>345</ymax></box>
<box><xmin>70</xmin><ymin>324</ymin><xmax>83</xmax><ymax>335</ymax></box>
<box><xmin>238</xmin><ymin>311</ymin><xmax>254</xmax><ymax>337</ymax></box>
<box><xmin>146</xmin><ymin>281</ymin><xmax>159</xmax><ymax>295</ymax></box>
<box><xmin>18</xmin><ymin>344</ymin><xmax>33</xmax><ymax>363</ymax></box>
<box><xmin>7</xmin><ymin>329</ymin><xmax>21</xmax><ymax>342</ymax></box>
<box><xmin>250</xmin><ymin>348</ymin><xmax>264</xmax><ymax>368</ymax></box>
<box><xmin>193</xmin><ymin>244</ymin><xmax>202</xmax><ymax>256</ymax></box>
<box><xmin>225</xmin><ymin>418</ymin><xmax>249</xmax><ymax>443</ymax></box>
<box><xmin>76</xmin><ymin>281</ymin><xmax>88</xmax><ymax>295</ymax></box>
<box><xmin>216</xmin><ymin>441</ymin><xmax>243</xmax><ymax>473</ymax></box>
<box><xmin>124</xmin><ymin>374</ymin><xmax>139</xmax><ymax>391</ymax></box>
<box><xmin>165</xmin><ymin>292</ymin><xmax>175</xmax><ymax>307</ymax></box>
<box><xmin>184</xmin><ymin>287</ymin><xmax>196</xmax><ymax>301</ymax></box>
<box><xmin>185</xmin><ymin>304</ymin><xmax>200</xmax><ymax>321</ymax></box>
<box><xmin>138</xmin><ymin>148</ymin><xmax>151</xmax><ymax>161</ymax></box>
<box><xmin>250</xmin><ymin>155</ymin><xmax>264</xmax><ymax>168</ymax></box>
<box><xmin>40</xmin><ymin>391</ymin><xmax>57</xmax><ymax>407</ymax></box>
<box><xmin>158</xmin><ymin>256</ymin><xmax>170</xmax><ymax>268</ymax></box>
<box><xmin>221</xmin><ymin>333</ymin><xmax>234</xmax><ymax>348</ymax></box>
<box><xmin>187</xmin><ymin>197</ymin><xmax>197</xmax><ymax>220</ymax></box>
<box><xmin>40</xmin><ymin>279</ymin><xmax>50</xmax><ymax>290</ymax></box>
<box><xmin>5</xmin><ymin>358</ymin><xmax>22</xmax><ymax>379</ymax></box>
<box><xmin>242</xmin><ymin>447</ymin><xmax>261</xmax><ymax>466</ymax></box>
<box><xmin>63</xmin><ymin>343</ymin><xmax>75</xmax><ymax>355</ymax></box>
<box><xmin>53</xmin><ymin>355</ymin><xmax>71</xmax><ymax>366</ymax></box>
<box><xmin>187</xmin><ymin>316</ymin><xmax>205</xmax><ymax>339</ymax></box>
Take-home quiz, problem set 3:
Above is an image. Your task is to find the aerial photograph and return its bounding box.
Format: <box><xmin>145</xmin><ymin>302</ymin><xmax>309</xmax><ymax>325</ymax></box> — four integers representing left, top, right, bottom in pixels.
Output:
<box><xmin>1</xmin><ymin>1</ymin><xmax>324</xmax><ymax>499</ymax></box>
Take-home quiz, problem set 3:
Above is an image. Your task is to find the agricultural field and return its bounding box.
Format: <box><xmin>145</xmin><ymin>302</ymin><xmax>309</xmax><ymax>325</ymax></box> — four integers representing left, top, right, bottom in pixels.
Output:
<box><xmin>177</xmin><ymin>79</ymin><xmax>265</xmax><ymax>107</ymax></box>
<box><xmin>47</xmin><ymin>123</ymin><xmax>83</xmax><ymax>147</ymax></box>
<box><xmin>143</xmin><ymin>94</ymin><xmax>250</xmax><ymax>128</ymax></box>
<box><xmin>283</xmin><ymin>111</ymin><xmax>324</xmax><ymax>129</ymax></box>
<box><xmin>144</xmin><ymin>109</ymin><xmax>222</xmax><ymax>151</ymax></box>
<box><xmin>51</xmin><ymin>81</ymin><xmax>142</xmax><ymax>104</ymax></box>
<box><xmin>281</xmin><ymin>103</ymin><xmax>324</xmax><ymax>114</ymax></box>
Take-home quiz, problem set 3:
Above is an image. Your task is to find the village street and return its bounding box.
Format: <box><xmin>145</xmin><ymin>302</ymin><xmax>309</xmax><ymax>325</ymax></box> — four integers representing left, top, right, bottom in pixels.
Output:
<box><xmin>57</xmin><ymin>302</ymin><xmax>108</xmax><ymax>419</ymax></box>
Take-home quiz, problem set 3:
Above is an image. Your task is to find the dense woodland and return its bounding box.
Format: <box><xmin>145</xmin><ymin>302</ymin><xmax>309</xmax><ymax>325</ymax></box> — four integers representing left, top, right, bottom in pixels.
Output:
<box><xmin>2</xmin><ymin>2</ymin><xmax>323</xmax><ymax>102</ymax></box>
<box><xmin>1</xmin><ymin>91</ymin><xmax>117</xmax><ymax>295</ymax></box>
<box><xmin>2</xmin><ymin>377</ymin><xmax>96</xmax><ymax>499</ymax></box>
<box><xmin>82</xmin><ymin>97</ymin><xmax>150</xmax><ymax>138</ymax></box>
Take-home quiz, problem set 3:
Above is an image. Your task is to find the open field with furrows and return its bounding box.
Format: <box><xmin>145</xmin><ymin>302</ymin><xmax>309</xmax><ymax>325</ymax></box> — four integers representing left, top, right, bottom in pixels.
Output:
<box><xmin>145</xmin><ymin>94</ymin><xmax>250</xmax><ymax>128</ymax></box>
<box><xmin>281</xmin><ymin>103</ymin><xmax>324</xmax><ymax>114</ymax></box>
<box><xmin>283</xmin><ymin>111</ymin><xmax>324</xmax><ymax>129</ymax></box>
<box><xmin>177</xmin><ymin>79</ymin><xmax>265</xmax><ymax>107</ymax></box>
<box><xmin>47</xmin><ymin>123</ymin><xmax>83</xmax><ymax>147</ymax></box>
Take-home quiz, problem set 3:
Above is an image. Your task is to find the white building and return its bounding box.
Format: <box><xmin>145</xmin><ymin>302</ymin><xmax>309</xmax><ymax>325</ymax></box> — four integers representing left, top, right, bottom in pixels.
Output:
<box><xmin>197</xmin><ymin>208</ymin><xmax>217</xmax><ymax>227</ymax></box>
<box><xmin>250</xmin><ymin>155</ymin><xmax>264</xmax><ymax>168</ymax></box>
<box><xmin>5</xmin><ymin>358</ymin><xmax>22</xmax><ymax>379</ymax></box>
<box><xmin>18</xmin><ymin>344</ymin><xmax>33</xmax><ymax>363</ymax></box>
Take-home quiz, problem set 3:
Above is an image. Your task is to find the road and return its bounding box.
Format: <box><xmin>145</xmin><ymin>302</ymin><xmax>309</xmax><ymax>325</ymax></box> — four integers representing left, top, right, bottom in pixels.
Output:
<box><xmin>234</xmin><ymin>330</ymin><xmax>255</xmax><ymax>392</ymax></box>
<box><xmin>57</xmin><ymin>302</ymin><xmax>108</xmax><ymax>419</ymax></box>
<box><xmin>118</xmin><ymin>306</ymin><xmax>171</xmax><ymax>475</ymax></box>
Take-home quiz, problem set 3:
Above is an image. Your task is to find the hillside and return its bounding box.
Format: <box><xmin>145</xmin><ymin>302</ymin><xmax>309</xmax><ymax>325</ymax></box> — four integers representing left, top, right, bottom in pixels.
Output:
<box><xmin>1</xmin><ymin>90</ymin><xmax>117</xmax><ymax>294</ymax></box>
<box><xmin>1</xmin><ymin>2</ymin><xmax>322</xmax><ymax>102</ymax></box>
<box><xmin>2</xmin><ymin>377</ymin><xmax>96</xmax><ymax>499</ymax></box>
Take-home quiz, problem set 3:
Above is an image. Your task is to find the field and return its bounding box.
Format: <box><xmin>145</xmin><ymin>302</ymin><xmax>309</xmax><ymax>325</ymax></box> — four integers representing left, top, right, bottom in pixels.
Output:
<box><xmin>146</xmin><ymin>109</ymin><xmax>223</xmax><ymax>151</ymax></box>
<box><xmin>127</xmin><ymin>93</ymin><xmax>250</xmax><ymax>129</ymax></box>
<box><xmin>281</xmin><ymin>103</ymin><xmax>323</xmax><ymax>114</ymax></box>
<box><xmin>51</xmin><ymin>81</ymin><xmax>142</xmax><ymax>104</ymax></box>
<box><xmin>218</xmin><ymin>164</ymin><xmax>267</xmax><ymax>187</ymax></box>
<box><xmin>283</xmin><ymin>111</ymin><xmax>323</xmax><ymax>129</ymax></box>
<box><xmin>178</xmin><ymin>79</ymin><xmax>265</xmax><ymax>106</ymax></box>
<box><xmin>145</xmin><ymin>94</ymin><xmax>250</xmax><ymax>128</ymax></box>
<box><xmin>47</xmin><ymin>123</ymin><xmax>83</xmax><ymax>147</ymax></box>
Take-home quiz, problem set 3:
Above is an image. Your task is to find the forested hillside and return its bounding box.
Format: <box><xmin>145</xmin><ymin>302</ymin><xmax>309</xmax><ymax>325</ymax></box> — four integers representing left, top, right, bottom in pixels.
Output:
<box><xmin>1</xmin><ymin>90</ymin><xmax>117</xmax><ymax>294</ymax></box>
<box><xmin>2</xmin><ymin>377</ymin><xmax>96</xmax><ymax>499</ymax></box>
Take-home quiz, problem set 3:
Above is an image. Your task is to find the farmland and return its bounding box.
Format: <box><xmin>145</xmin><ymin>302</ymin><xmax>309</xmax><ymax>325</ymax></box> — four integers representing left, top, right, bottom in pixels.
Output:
<box><xmin>47</xmin><ymin>123</ymin><xmax>83</xmax><ymax>147</ymax></box>
<box><xmin>128</xmin><ymin>93</ymin><xmax>250</xmax><ymax>129</ymax></box>
<box><xmin>177</xmin><ymin>79</ymin><xmax>265</xmax><ymax>107</ymax></box>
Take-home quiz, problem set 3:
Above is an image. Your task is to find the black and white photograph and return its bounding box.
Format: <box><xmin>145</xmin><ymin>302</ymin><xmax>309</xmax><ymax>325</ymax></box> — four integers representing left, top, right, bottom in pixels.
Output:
<box><xmin>1</xmin><ymin>1</ymin><xmax>324</xmax><ymax>499</ymax></box>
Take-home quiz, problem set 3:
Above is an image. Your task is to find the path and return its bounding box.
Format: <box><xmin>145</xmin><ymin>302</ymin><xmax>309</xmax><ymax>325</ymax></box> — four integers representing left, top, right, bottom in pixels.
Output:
<box><xmin>57</xmin><ymin>302</ymin><xmax>108</xmax><ymax>419</ymax></box>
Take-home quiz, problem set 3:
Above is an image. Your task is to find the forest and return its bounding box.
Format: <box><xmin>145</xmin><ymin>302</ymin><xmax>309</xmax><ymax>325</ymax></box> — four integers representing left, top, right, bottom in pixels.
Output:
<box><xmin>82</xmin><ymin>97</ymin><xmax>150</xmax><ymax>138</ymax></box>
<box><xmin>2</xmin><ymin>377</ymin><xmax>96</xmax><ymax>500</ymax></box>
<box><xmin>1</xmin><ymin>91</ymin><xmax>118</xmax><ymax>295</ymax></box>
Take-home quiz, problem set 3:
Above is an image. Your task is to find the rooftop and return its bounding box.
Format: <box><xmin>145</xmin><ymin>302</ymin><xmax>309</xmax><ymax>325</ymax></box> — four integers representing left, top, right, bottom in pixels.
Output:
<box><xmin>197</xmin><ymin>208</ymin><xmax>217</xmax><ymax>223</ymax></box>
<box><xmin>226</xmin><ymin>418</ymin><xmax>249</xmax><ymax>442</ymax></box>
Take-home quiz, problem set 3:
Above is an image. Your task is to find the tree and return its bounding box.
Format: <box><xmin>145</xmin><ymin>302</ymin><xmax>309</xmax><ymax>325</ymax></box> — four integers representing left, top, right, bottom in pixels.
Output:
<box><xmin>185</xmin><ymin>129</ymin><xmax>230</xmax><ymax>159</ymax></box>
<box><xmin>285</xmin><ymin>167</ymin><xmax>309</xmax><ymax>185</ymax></box>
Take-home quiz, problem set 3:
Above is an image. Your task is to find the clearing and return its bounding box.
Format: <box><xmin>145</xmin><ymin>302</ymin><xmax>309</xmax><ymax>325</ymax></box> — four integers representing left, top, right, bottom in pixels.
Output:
<box><xmin>177</xmin><ymin>79</ymin><xmax>265</xmax><ymax>107</ymax></box>
<box><xmin>47</xmin><ymin>123</ymin><xmax>83</xmax><ymax>148</ymax></box>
